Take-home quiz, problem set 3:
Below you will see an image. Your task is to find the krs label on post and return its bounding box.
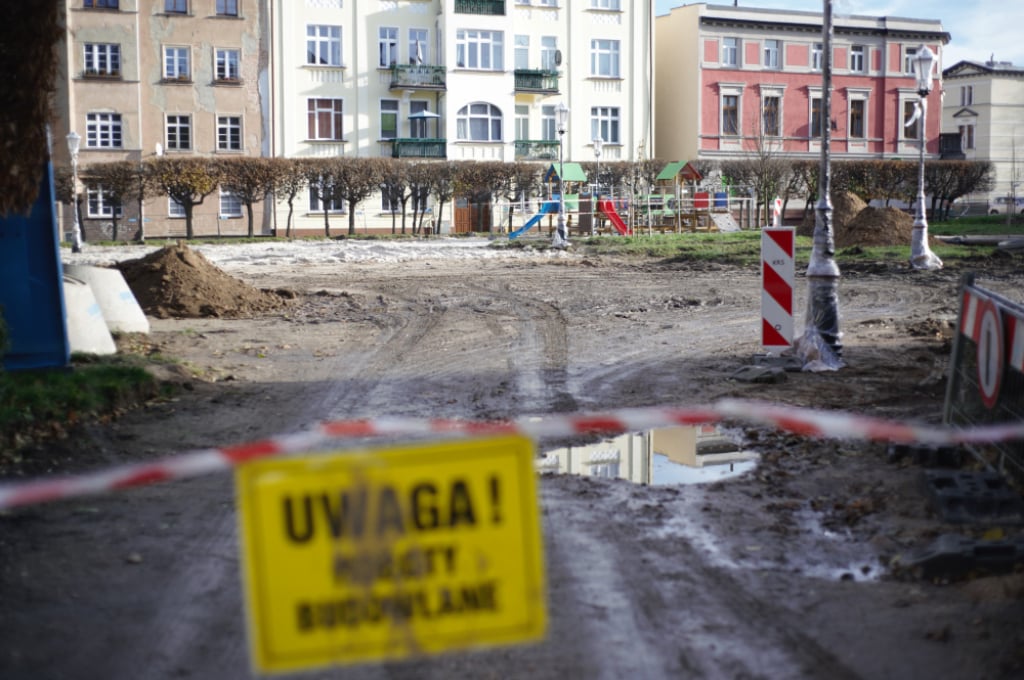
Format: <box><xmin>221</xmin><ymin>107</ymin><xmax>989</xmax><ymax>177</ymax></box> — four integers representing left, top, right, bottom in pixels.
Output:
<box><xmin>236</xmin><ymin>435</ymin><xmax>546</xmax><ymax>674</ymax></box>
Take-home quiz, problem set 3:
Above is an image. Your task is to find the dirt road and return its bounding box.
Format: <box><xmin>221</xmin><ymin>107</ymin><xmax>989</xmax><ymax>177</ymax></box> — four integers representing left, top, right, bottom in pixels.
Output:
<box><xmin>2</xmin><ymin>242</ymin><xmax>1022</xmax><ymax>678</ymax></box>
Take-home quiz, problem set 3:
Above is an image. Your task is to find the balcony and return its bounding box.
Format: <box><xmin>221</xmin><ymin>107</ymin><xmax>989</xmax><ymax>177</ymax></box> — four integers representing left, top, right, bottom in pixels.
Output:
<box><xmin>454</xmin><ymin>0</ymin><xmax>505</xmax><ymax>15</ymax></box>
<box><xmin>514</xmin><ymin>69</ymin><xmax>559</xmax><ymax>94</ymax></box>
<box><xmin>390</xmin><ymin>64</ymin><xmax>446</xmax><ymax>91</ymax></box>
<box><xmin>514</xmin><ymin>140</ymin><xmax>560</xmax><ymax>161</ymax></box>
<box><xmin>392</xmin><ymin>138</ymin><xmax>447</xmax><ymax>159</ymax></box>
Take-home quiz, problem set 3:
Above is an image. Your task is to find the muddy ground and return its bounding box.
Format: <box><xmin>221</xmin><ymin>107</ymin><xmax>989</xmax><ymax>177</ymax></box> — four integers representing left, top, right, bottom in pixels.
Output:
<box><xmin>2</xmin><ymin>240</ymin><xmax>1024</xmax><ymax>679</ymax></box>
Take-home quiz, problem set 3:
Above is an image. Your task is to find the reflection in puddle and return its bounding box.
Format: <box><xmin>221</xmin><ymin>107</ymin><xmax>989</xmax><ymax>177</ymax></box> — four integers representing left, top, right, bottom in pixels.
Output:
<box><xmin>538</xmin><ymin>425</ymin><xmax>759</xmax><ymax>485</ymax></box>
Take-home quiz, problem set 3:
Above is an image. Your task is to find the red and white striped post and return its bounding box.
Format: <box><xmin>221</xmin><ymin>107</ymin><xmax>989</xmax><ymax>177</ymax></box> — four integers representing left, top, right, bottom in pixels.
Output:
<box><xmin>762</xmin><ymin>198</ymin><xmax>794</xmax><ymax>354</ymax></box>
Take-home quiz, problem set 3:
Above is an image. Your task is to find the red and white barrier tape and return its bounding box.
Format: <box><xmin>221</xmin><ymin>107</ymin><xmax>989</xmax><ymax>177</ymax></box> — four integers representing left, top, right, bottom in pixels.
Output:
<box><xmin>1</xmin><ymin>399</ymin><xmax>1022</xmax><ymax>511</ymax></box>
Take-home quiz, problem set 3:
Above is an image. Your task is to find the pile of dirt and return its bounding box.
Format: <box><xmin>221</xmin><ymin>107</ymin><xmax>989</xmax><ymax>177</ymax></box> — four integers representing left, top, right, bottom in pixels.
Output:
<box><xmin>797</xmin><ymin>191</ymin><xmax>867</xmax><ymax>237</ymax></box>
<box><xmin>116</xmin><ymin>243</ymin><xmax>295</xmax><ymax>319</ymax></box>
<box><xmin>836</xmin><ymin>206</ymin><xmax>915</xmax><ymax>248</ymax></box>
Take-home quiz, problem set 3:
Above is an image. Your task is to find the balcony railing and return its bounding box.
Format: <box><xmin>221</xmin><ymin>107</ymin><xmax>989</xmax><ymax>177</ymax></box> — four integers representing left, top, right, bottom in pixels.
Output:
<box><xmin>514</xmin><ymin>140</ymin><xmax>560</xmax><ymax>161</ymax></box>
<box><xmin>454</xmin><ymin>0</ymin><xmax>505</xmax><ymax>15</ymax></box>
<box><xmin>390</xmin><ymin>64</ymin><xmax>447</xmax><ymax>90</ymax></box>
<box><xmin>514</xmin><ymin>69</ymin><xmax>559</xmax><ymax>94</ymax></box>
<box><xmin>392</xmin><ymin>138</ymin><xmax>447</xmax><ymax>159</ymax></box>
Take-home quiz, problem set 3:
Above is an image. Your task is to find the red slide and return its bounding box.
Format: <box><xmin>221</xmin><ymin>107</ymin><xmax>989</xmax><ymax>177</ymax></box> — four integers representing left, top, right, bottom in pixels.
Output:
<box><xmin>598</xmin><ymin>200</ymin><xmax>632</xmax><ymax>235</ymax></box>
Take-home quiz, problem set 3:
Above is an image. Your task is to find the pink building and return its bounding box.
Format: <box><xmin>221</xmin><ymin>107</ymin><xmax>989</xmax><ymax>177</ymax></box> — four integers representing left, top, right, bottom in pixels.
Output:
<box><xmin>655</xmin><ymin>4</ymin><xmax>950</xmax><ymax>163</ymax></box>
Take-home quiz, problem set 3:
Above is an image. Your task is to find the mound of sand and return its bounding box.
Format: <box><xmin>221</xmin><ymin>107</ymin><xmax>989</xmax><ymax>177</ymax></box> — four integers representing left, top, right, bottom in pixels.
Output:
<box><xmin>116</xmin><ymin>243</ymin><xmax>295</xmax><ymax>319</ymax></box>
<box><xmin>836</xmin><ymin>206</ymin><xmax>915</xmax><ymax>248</ymax></box>
<box><xmin>798</xmin><ymin>191</ymin><xmax>867</xmax><ymax>237</ymax></box>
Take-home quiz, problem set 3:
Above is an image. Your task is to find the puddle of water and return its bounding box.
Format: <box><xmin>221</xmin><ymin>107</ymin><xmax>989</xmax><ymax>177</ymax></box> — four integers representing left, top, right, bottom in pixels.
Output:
<box><xmin>538</xmin><ymin>425</ymin><xmax>759</xmax><ymax>486</ymax></box>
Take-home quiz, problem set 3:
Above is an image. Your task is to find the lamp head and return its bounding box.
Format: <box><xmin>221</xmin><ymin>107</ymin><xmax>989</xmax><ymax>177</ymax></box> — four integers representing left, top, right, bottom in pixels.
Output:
<box><xmin>556</xmin><ymin>102</ymin><xmax>569</xmax><ymax>131</ymax></box>
<box><xmin>913</xmin><ymin>44</ymin><xmax>936</xmax><ymax>96</ymax></box>
<box><xmin>593</xmin><ymin>137</ymin><xmax>603</xmax><ymax>157</ymax></box>
<box><xmin>66</xmin><ymin>131</ymin><xmax>81</xmax><ymax>156</ymax></box>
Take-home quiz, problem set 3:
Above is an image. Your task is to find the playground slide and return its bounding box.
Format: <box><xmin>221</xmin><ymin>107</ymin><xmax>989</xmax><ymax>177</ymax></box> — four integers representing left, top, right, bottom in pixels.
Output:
<box><xmin>509</xmin><ymin>200</ymin><xmax>559</xmax><ymax>239</ymax></box>
<box><xmin>598</xmin><ymin>199</ymin><xmax>632</xmax><ymax>236</ymax></box>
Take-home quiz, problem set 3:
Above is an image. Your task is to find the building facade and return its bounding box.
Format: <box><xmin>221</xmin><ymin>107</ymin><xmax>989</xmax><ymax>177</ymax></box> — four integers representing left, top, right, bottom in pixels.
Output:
<box><xmin>56</xmin><ymin>0</ymin><xmax>268</xmax><ymax>240</ymax></box>
<box><xmin>268</xmin><ymin>0</ymin><xmax>654</xmax><ymax>234</ymax></box>
<box><xmin>942</xmin><ymin>59</ymin><xmax>1024</xmax><ymax>205</ymax></box>
<box><xmin>654</xmin><ymin>4</ymin><xmax>949</xmax><ymax>165</ymax></box>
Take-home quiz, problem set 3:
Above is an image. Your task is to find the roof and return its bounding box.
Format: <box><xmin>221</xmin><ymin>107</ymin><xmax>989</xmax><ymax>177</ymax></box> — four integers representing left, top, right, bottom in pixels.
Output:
<box><xmin>545</xmin><ymin>162</ymin><xmax>588</xmax><ymax>183</ymax></box>
<box><xmin>657</xmin><ymin>161</ymin><xmax>703</xmax><ymax>182</ymax></box>
<box><xmin>943</xmin><ymin>60</ymin><xmax>1024</xmax><ymax>79</ymax></box>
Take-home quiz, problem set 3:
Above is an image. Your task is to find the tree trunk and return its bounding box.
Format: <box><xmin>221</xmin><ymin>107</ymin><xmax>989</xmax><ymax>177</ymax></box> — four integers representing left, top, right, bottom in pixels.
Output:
<box><xmin>285</xmin><ymin>200</ymin><xmax>294</xmax><ymax>238</ymax></box>
<box><xmin>348</xmin><ymin>200</ymin><xmax>357</xmax><ymax>235</ymax></box>
<box><xmin>185</xmin><ymin>203</ymin><xmax>195</xmax><ymax>239</ymax></box>
<box><xmin>246</xmin><ymin>203</ymin><xmax>255</xmax><ymax>238</ymax></box>
<box><xmin>322</xmin><ymin>206</ymin><xmax>330</xmax><ymax>237</ymax></box>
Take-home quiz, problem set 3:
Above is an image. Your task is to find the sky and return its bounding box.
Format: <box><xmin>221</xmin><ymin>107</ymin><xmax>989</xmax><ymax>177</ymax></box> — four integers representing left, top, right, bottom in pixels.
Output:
<box><xmin>654</xmin><ymin>1</ymin><xmax>1024</xmax><ymax>68</ymax></box>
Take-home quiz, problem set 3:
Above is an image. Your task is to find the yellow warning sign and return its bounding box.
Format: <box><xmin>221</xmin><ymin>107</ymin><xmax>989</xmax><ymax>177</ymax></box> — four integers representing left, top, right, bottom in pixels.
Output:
<box><xmin>236</xmin><ymin>435</ymin><xmax>546</xmax><ymax>674</ymax></box>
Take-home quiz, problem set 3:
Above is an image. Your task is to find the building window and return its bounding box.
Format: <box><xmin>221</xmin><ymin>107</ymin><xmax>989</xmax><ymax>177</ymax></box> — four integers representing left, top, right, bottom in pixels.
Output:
<box><xmin>456</xmin><ymin>30</ymin><xmax>503</xmax><ymax>70</ymax></box>
<box><xmin>959</xmin><ymin>124</ymin><xmax>975</xmax><ymax>150</ymax></box>
<box><xmin>85</xmin><ymin>0</ymin><xmax>119</xmax><ymax>7</ymax></box>
<box><xmin>541</xmin><ymin>105</ymin><xmax>556</xmax><ymax>140</ymax></box>
<box><xmin>515</xmin><ymin>35</ymin><xmax>529</xmax><ymax>70</ymax></box>
<box><xmin>903</xmin><ymin>46</ymin><xmax>917</xmax><ymax>74</ymax></box>
<box><xmin>903</xmin><ymin>100</ymin><xmax>920</xmax><ymax>139</ymax></box>
<box><xmin>215</xmin><ymin>48</ymin><xmax>240</xmax><ymax>81</ymax></box>
<box><xmin>960</xmin><ymin>85</ymin><xmax>974</xmax><ymax>106</ymax></box>
<box><xmin>591</xmin><ymin>107</ymin><xmax>620</xmax><ymax>144</ymax></box>
<box><xmin>764</xmin><ymin>40</ymin><xmax>780</xmax><ymax>69</ymax></box>
<box><xmin>849</xmin><ymin>99</ymin><xmax>865</xmax><ymax>138</ymax></box>
<box><xmin>515</xmin><ymin>105</ymin><xmax>529</xmax><ymax>141</ymax></box>
<box><xmin>722</xmin><ymin>37</ymin><xmax>739</xmax><ymax>67</ymax></box>
<box><xmin>308</xmin><ymin>99</ymin><xmax>343</xmax><ymax>140</ymax></box>
<box><xmin>810</xmin><ymin>97</ymin><xmax>822</xmax><ymax>138</ymax></box>
<box><xmin>409</xmin><ymin>28</ymin><xmax>428</xmax><ymax>65</ymax></box>
<box><xmin>541</xmin><ymin>36</ymin><xmax>558</xmax><ymax>70</ymax></box>
<box><xmin>169</xmin><ymin>197</ymin><xmax>186</xmax><ymax>218</ymax></box>
<box><xmin>164</xmin><ymin>0</ymin><xmax>187</xmax><ymax>13</ymax></box>
<box><xmin>591</xmin><ymin>0</ymin><xmax>621</xmax><ymax>9</ymax></box>
<box><xmin>86</xmin><ymin>184</ymin><xmax>122</xmax><ymax>218</ymax></box>
<box><xmin>380</xmin><ymin>99</ymin><xmax>398</xmax><ymax>140</ymax></box>
<box><xmin>84</xmin><ymin>43</ymin><xmax>120</xmax><ymax>77</ymax></box>
<box><xmin>216</xmin><ymin>0</ymin><xmax>238</xmax><ymax>16</ymax></box>
<box><xmin>850</xmin><ymin>45</ymin><xmax>865</xmax><ymax>72</ymax></box>
<box><xmin>811</xmin><ymin>43</ymin><xmax>823</xmax><ymax>71</ymax></box>
<box><xmin>456</xmin><ymin>102</ymin><xmax>502</xmax><ymax>142</ymax></box>
<box><xmin>309</xmin><ymin>183</ymin><xmax>344</xmax><ymax>212</ymax></box>
<box><xmin>590</xmin><ymin>39</ymin><xmax>620</xmax><ymax>77</ymax></box>
<box><xmin>217</xmin><ymin>116</ymin><xmax>241</xmax><ymax>150</ymax></box>
<box><xmin>722</xmin><ymin>95</ymin><xmax>739</xmax><ymax>136</ymax></box>
<box><xmin>219</xmin><ymin>191</ymin><xmax>243</xmax><ymax>218</ymax></box>
<box><xmin>164</xmin><ymin>46</ymin><xmax>190</xmax><ymax>80</ymax></box>
<box><xmin>86</xmin><ymin>112</ymin><xmax>122</xmax><ymax>148</ymax></box>
<box><xmin>307</xmin><ymin>25</ymin><xmax>342</xmax><ymax>66</ymax></box>
<box><xmin>762</xmin><ymin>96</ymin><xmax>780</xmax><ymax>136</ymax></box>
<box><xmin>166</xmin><ymin>115</ymin><xmax>191</xmax><ymax>150</ymax></box>
<box><xmin>409</xmin><ymin>100</ymin><xmax>430</xmax><ymax>138</ymax></box>
<box><xmin>379</xmin><ymin>27</ymin><xmax>398</xmax><ymax>68</ymax></box>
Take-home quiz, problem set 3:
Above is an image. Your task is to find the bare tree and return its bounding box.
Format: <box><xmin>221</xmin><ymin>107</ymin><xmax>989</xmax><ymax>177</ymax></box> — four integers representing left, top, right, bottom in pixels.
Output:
<box><xmin>149</xmin><ymin>157</ymin><xmax>221</xmax><ymax>239</ymax></box>
<box><xmin>85</xmin><ymin>161</ymin><xmax>156</xmax><ymax>241</ymax></box>
<box><xmin>218</xmin><ymin>157</ymin><xmax>279</xmax><ymax>238</ymax></box>
<box><xmin>426</xmin><ymin>161</ymin><xmax>456</xmax><ymax>235</ymax></box>
<box><xmin>302</xmin><ymin>158</ymin><xmax>345</xmax><ymax>237</ymax></box>
<box><xmin>334</xmin><ymin>157</ymin><xmax>388</xmax><ymax>236</ymax></box>
<box><xmin>271</xmin><ymin>158</ymin><xmax>308</xmax><ymax>238</ymax></box>
<box><xmin>378</xmin><ymin>158</ymin><xmax>411</xmax><ymax>234</ymax></box>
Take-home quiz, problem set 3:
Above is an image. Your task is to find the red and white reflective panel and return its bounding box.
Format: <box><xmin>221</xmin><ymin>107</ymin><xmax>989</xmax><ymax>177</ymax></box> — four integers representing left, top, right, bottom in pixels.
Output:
<box><xmin>761</xmin><ymin>227</ymin><xmax>795</xmax><ymax>352</ymax></box>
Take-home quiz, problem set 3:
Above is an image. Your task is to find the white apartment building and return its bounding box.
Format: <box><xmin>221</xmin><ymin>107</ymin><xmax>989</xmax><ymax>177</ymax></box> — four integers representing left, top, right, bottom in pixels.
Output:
<box><xmin>268</xmin><ymin>0</ymin><xmax>654</xmax><ymax>235</ymax></box>
<box><xmin>942</xmin><ymin>59</ymin><xmax>1024</xmax><ymax>205</ymax></box>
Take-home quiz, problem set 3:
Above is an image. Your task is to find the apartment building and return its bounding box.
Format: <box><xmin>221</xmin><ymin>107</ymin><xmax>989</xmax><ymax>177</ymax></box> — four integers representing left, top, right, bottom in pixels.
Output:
<box><xmin>654</xmin><ymin>4</ymin><xmax>949</xmax><ymax>164</ymax></box>
<box><xmin>56</xmin><ymin>0</ymin><xmax>268</xmax><ymax>240</ymax></box>
<box><xmin>268</xmin><ymin>0</ymin><xmax>654</xmax><ymax>234</ymax></box>
<box><xmin>942</xmin><ymin>59</ymin><xmax>1024</xmax><ymax>204</ymax></box>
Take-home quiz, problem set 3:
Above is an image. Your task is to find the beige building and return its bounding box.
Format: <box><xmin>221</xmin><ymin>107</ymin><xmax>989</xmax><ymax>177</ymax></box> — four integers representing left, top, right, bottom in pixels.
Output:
<box><xmin>55</xmin><ymin>0</ymin><xmax>268</xmax><ymax>241</ymax></box>
<box><xmin>942</xmin><ymin>59</ymin><xmax>1024</xmax><ymax>206</ymax></box>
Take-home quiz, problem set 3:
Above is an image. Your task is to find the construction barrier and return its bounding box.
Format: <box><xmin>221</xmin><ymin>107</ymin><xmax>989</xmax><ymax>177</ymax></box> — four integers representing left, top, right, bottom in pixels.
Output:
<box><xmin>3</xmin><ymin>399</ymin><xmax>1024</xmax><ymax>512</ymax></box>
<box><xmin>944</xmin><ymin>273</ymin><xmax>1024</xmax><ymax>480</ymax></box>
<box><xmin>761</xmin><ymin>224</ymin><xmax>795</xmax><ymax>353</ymax></box>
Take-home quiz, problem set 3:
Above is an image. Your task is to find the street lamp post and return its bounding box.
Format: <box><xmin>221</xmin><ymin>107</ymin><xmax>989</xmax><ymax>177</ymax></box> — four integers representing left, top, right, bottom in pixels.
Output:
<box><xmin>592</xmin><ymin>136</ymin><xmax>603</xmax><ymax>236</ymax></box>
<box><xmin>553</xmin><ymin>102</ymin><xmax>570</xmax><ymax>248</ymax></box>
<box><xmin>66</xmin><ymin>131</ymin><xmax>83</xmax><ymax>253</ymax></box>
<box><xmin>910</xmin><ymin>44</ymin><xmax>943</xmax><ymax>270</ymax></box>
<box><xmin>803</xmin><ymin>0</ymin><xmax>842</xmax><ymax>364</ymax></box>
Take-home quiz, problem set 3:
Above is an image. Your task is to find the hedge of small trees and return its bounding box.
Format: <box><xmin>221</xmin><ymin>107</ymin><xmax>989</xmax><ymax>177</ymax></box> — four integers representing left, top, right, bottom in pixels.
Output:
<box><xmin>61</xmin><ymin>155</ymin><xmax>997</xmax><ymax>241</ymax></box>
